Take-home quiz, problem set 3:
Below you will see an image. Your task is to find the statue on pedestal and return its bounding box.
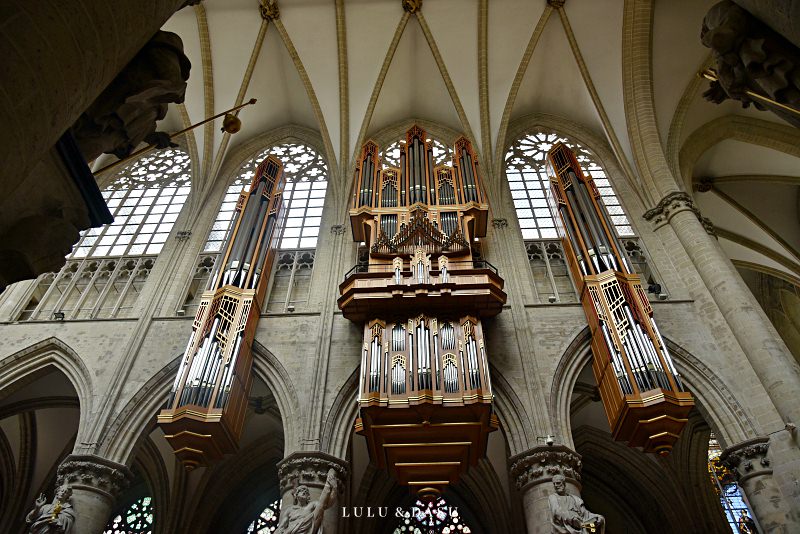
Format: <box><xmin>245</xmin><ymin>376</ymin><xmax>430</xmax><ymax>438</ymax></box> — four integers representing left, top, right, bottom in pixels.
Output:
<box><xmin>25</xmin><ymin>485</ymin><xmax>75</xmax><ymax>534</ymax></box>
<box><xmin>275</xmin><ymin>468</ymin><xmax>339</xmax><ymax>534</ymax></box>
<box><xmin>549</xmin><ymin>474</ymin><xmax>605</xmax><ymax>534</ymax></box>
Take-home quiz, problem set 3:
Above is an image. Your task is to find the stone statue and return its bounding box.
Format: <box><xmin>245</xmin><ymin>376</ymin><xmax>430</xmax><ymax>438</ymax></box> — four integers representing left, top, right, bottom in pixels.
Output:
<box><xmin>275</xmin><ymin>468</ymin><xmax>339</xmax><ymax>534</ymax></box>
<box><xmin>25</xmin><ymin>485</ymin><xmax>75</xmax><ymax>534</ymax></box>
<box><xmin>701</xmin><ymin>1</ymin><xmax>800</xmax><ymax>128</ymax></box>
<box><xmin>71</xmin><ymin>30</ymin><xmax>191</xmax><ymax>162</ymax></box>
<box><xmin>549</xmin><ymin>474</ymin><xmax>605</xmax><ymax>534</ymax></box>
<box><xmin>737</xmin><ymin>510</ymin><xmax>756</xmax><ymax>534</ymax></box>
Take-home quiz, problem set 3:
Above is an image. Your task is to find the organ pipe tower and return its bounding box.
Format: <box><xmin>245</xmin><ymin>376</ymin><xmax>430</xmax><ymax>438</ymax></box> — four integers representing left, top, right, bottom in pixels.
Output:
<box><xmin>158</xmin><ymin>156</ymin><xmax>285</xmax><ymax>468</ymax></box>
<box><xmin>340</xmin><ymin>125</ymin><xmax>506</xmax><ymax>499</ymax></box>
<box><xmin>545</xmin><ymin>143</ymin><xmax>694</xmax><ymax>455</ymax></box>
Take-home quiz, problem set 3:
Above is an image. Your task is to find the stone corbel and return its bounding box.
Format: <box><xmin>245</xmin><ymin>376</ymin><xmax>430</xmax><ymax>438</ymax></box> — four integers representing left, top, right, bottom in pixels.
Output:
<box><xmin>720</xmin><ymin>436</ymin><xmax>771</xmax><ymax>484</ymax></box>
<box><xmin>509</xmin><ymin>445</ymin><xmax>582</xmax><ymax>492</ymax></box>
<box><xmin>57</xmin><ymin>454</ymin><xmax>133</xmax><ymax>501</ymax></box>
<box><xmin>277</xmin><ymin>451</ymin><xmax>348</xmax><ymax>493</ymax></box>
<box><xmin>643</xmin><ymin>192</ymin><xmax>716</xmax><ymax>236</ymax></box>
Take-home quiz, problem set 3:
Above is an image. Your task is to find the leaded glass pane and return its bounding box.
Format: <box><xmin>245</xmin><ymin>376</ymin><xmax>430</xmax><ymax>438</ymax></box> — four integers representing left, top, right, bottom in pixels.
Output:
<box><xmin>505</xmin><ymin>131</ymin><xmax>635</xmax><ymax>238</ymax></box>
<box><xmin>245</xmin><ymin>499</ymin><xmax>281</xmax><ymax>533</ymax></box>
<box><xmin>103</xmin><ymin>496</ymin><xmax>154</xmax><ymax>534</ymax></box>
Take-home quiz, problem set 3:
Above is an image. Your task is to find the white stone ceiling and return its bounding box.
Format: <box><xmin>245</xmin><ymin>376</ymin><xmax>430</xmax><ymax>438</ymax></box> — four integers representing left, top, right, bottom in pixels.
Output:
<box><xmin>149</xmin><ymin>0</ymin><xmax>799</xmax><ymax>283</ymax></box>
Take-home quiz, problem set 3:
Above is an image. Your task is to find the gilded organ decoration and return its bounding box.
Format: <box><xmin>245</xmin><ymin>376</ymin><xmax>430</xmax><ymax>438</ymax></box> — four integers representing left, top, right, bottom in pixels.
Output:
<box><xmin>340</xmin><ymin>125</ymin><xmax>506</xmax><ymax>498</ymax></box>
<box><xmin>545</xmin><ymin>143</ymin><xmax>694</xmax><ymax>455</ymax></box>
<box><xmin>158</xmin><ymin>156</ymin><xmax>285</xmax><ymax>468</ymax></box>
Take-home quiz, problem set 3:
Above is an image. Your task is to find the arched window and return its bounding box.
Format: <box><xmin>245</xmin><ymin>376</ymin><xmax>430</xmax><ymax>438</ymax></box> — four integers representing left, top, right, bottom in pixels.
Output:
<box><xmin>393</xmin><ymin>497</ymin><xmax>472</xmax><ymax>533</ymax></box>
<box><xmin>104</xmin><ymin>496</ymin><xmax>154</xmax><ymax>534</ymax></box>
<box><xmin>505</xmin><ymin>131</ymin><xmax>655</xmax><ymax>303</ymax></box>
<box><xmin>244</xmin><ymin>498</ymin><xmax>281</xmax><ymax>533</ymax></box>
<box><xmin>184</xmin><ymin>142</ymin><xmax>328</xmax><ymax>314</ymax></box>
<box><xmin>17</xmin><ymin>148</ymin><xmax>192</xmax><ymax>321</ymax></box>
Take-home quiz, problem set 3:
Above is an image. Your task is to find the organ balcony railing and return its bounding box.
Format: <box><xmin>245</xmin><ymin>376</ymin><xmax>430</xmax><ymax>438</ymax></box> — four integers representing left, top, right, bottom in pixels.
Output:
<box><xmin>157</xmin><ymin>156</ymin><xmax>285</xmax><ymax>469</ymax></box>
<box><xmin>342</xmin><ymin>126</ymin><xmax>504</xmax><ymax>499</ymax></box>
<box><xmin>545</xmin><ymin>143</ymin><xmax>694</xmax><ymax>455</ymax></box>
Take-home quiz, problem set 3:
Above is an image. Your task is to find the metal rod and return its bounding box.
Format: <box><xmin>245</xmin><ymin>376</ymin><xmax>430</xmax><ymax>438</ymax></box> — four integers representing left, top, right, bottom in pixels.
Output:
<box><xmin>93</xmin><ymin>99</ymin><xmax>258</xmax><ymax>176</ymax></box>
<box><xmin>700</xmin><ymin>69</ymin><xmax>800</xmax><ymax>117</ymax></box>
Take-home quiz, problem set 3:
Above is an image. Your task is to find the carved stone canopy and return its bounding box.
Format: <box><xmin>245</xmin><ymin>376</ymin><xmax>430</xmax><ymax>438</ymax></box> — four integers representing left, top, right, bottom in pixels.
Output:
<box><xmin>277</xmin><ymin>452</ymin><xmax>348</xmax><ymax>494</ymax></box>
<box><xmin>701</xmin><ymin>1</ymin><xmax>800</xmax><ymax>128</ymax></box>
<box><xmin>509</xmin><ymin>445</ymin><xmax>582</xmax><ymax>491</ymax></box>
<box><xmin>56</xmin><ymin>455</ymin><xmax>133</xmax><ymax>501</ymax></box>
<box><xmin>720</xmin><ymin>436</ymin><xmax>772</xmax><ymax>483</ymax></box>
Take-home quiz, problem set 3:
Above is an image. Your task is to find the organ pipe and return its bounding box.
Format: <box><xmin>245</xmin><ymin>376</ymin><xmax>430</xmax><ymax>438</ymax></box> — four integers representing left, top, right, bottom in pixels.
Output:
<box><xmin>158</xmin><ymin>156</ymin><xmax>285</xmax><ymax>468</ymax></box>
<box><xmin>545</xmin><ymin>143</ymin><xmax>693</xmax><ymax>455</ymax></box>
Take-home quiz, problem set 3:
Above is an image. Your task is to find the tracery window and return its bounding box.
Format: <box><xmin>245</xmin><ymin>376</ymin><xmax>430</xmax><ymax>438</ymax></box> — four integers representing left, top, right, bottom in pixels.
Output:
<box><xmin>245</xmin><ymin>499</ymin><xmax>281</xmax><ymax>533</ymax></box>
<box><xmin>16</xmin><ymin>148</ymin><xmax>191</xmax><ymax>321</ymax></box>
<box><xmin>103</xmin><ymin>496</ymin><xmax>154</xmax><ymax>534</ymax></box>
<box><xmin>393</xmin><ymin>497</ymin><xmax>472</xmax><ymax>534</ymax></box>
<box><xmin>183</xmin><ymin>143</ymin><xmax>327</xmax><ymax>315</ymax></box>
<box><xmin>76</xmin><ymin>148</ymin><xmax>191</xmax><ymax>258</ymax></box>
<box><xmin>505</xmin><ymin>131</ymin><xmax>659</xmax><ymax>303</ymax></box>
<box><xmin>505</xmin><ymin>131</ymin><xmax>633</xmax><ymax>239</ymax></box>
<box><xmin>708</xmin><ymin>434</ymin><xmax>756</xmax><ymax>533</ymax></box>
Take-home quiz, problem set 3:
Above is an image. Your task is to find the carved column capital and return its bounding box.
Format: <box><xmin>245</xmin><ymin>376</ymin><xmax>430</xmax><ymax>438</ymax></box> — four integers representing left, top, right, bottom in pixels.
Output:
<box><xmin>643</xmin><ymin>191</ymin><xmax>716</xmax><ymax>236</ymax></box>
<box><xmin>547</xmin><ymin>0</ymin><xmax>566</xmax><ymax>7</ymax></box>
<box><xmin>57</xmin><ymin>454</ymin><xmax>133</xmax><ymax>501</ymax></box>
<box><xmin>330</xmin><ymin>224</ymin><xmax>346</xmax><ymax>235</ymax></box>
<box><xmin>509</xmin><ymin>445</ymin><xmax>582</xmax><ymax>492</ymax></box>
<box><xmin>721</xmin><ymin>436</ymin><xmax>772</xmax><ymax>483</ymax></box>
<box><xmin>491</xmin><ymin>218</ymin><xmax>508</xmax><ymax>229</ymax></box>
<box><xmin>277</xmin><ymin>451</ymin><xmax>348</xmax><ymax>493</ymax></box>
<box><xmin>259</xmin><ymin>0</ymin><xmax>280</xmax><ymax>21</ymax></box>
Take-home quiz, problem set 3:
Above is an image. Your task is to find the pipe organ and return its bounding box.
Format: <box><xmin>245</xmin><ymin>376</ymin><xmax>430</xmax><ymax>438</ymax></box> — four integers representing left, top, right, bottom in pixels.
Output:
<box><xmin>545</xmin><ymin>143</ymin><xmax>693</xmax><ymax>455</ymax></box>
<box><xmin>340</xmin><ymin>125</ymin><xmax>506</xmax><ymax>499</ymax></box>
<box><xmin>158</xmin><ymin>156</ymin><xmax>285</xmax><ymax>469</ymax></box>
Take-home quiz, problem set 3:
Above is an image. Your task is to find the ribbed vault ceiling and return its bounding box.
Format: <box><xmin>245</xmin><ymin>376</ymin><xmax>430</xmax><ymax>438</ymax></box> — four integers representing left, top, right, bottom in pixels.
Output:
<box><xmin>117</xmin><ymin>0</ymin><xmax>798</xmax><ymax>283</ymax></box>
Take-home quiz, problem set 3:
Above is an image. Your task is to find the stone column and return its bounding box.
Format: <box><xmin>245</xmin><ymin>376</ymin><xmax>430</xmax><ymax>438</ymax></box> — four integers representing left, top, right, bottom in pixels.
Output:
<box><xmin>509</xmin><ymin>445</ymin><xmax>583</xmax><ymax>534</ymax></box>
<box><xmin>721</xmin><ymin>437</ymin><xmax>800</xmax><ymax>533</ymax></box>
<box><xmin>56</xmin><ymin>454</ymin><xmax>132</xmax><ymax>534</ymax></box>
<box><xmin>644</xmin><ymin>193</ymin><xmax>800</xmax><ymax>425</ymax></box>
<box><xmin>277</xmin><ymin>451</ymin><xmax>348</xmax><ymax>534</ymax></box>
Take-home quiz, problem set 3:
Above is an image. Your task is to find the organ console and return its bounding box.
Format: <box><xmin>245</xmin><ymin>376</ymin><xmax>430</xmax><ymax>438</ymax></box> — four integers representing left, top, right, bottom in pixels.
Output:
<box><xmin>158</xmin><ymin>156</ymin><xmax>285</xmax><ymax>469</ymax></box>
<box><xmin>545</xmin><ymin>143</ymin><xmax>694</xmax><ymax>455</ymax></box>
<box><xmin>340</xmin><ymin>126</ymin><xmax>506</xmax><ymax>499</ymax></box>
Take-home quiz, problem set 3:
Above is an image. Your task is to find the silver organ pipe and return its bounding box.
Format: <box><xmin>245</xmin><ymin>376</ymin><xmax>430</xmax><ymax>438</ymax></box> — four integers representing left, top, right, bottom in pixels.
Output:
<box><xmin>545</xmin><ymin>142</ymin><xmax>694</xmax><ymax>455</ymax></box>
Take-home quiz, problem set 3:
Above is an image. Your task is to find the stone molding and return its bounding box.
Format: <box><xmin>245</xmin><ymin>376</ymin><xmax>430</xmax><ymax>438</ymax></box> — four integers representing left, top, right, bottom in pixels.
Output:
<box><xmin>57</xmin><ymin>454</ymin><xmax>133</xmax><ymax>501</ymax></box>
<box><xmin>509</xmin><ymin>445</ymin><xmax>582</xmax><ymax>491</ymax></box>
<box><xmin>643</xmin><ymin>192</ymin><xmax>716</xmax><ymax>236</ymax></box>
<box><xmin>277</xmin><ymin>451</ymin><xmax>348</xmax><ymax>493</ymax></box>
<box><xmin>720</xmin><ymin>436</ymin><xmax>772</xmax><ymax>484</ymax></box>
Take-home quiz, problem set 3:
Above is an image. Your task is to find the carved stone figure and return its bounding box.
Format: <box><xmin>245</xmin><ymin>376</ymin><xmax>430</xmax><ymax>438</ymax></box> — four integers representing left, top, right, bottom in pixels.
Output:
<box><xmin>275</xmin><ymin>468</ymin><xmax>338</xmax><ymax>534</ymax></box>
<box><xmin>701</xmin><ymin>0</ymin><xmax>800</xmax><ymax>128</ymax></box>
<box><xmin>25</xmin><ymin>486</ymin><xmax>75</xmax><ymax>534</ymax></box>
<box><xmin>71</xmin><ymin>30</ymin><xmax>191</xmax><ymax>161</ymax></box>
<box><xmin>548</xmin><ymin>474</ymin><xmax>605</xmax><ymax>534</ymax></box>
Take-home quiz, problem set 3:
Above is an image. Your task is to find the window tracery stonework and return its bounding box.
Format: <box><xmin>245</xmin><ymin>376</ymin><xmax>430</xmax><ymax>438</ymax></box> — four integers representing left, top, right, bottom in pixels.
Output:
<box><xmin>393</xmin><ymin>497</ymin><xmax>472</xmax><ymax>533</ymax></box>
<box><xmin>245</xmin><ymin>499</ymin><xmax>280</xmax><ymax>533</ymax></box>
<box><xmin>104</xmin><ymin>496</ymin><xmax>154</xmax><ymax>534</ymax></box>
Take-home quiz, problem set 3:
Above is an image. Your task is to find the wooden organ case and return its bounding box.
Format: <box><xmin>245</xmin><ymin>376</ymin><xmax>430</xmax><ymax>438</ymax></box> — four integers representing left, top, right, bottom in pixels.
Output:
<box><xmin>340</xmin><ymin>126</ymin><xmax>507</xmax><ymax>499</ymax></box>
<box><xmin>545</xmin><ymin>143</ymin><xmax>694</xmax><ymax>455</ymax></box>
<box><xmin>158</xmin><ymin>156</ymin><xmax>285</xmax><ymax>469</ymax></box>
